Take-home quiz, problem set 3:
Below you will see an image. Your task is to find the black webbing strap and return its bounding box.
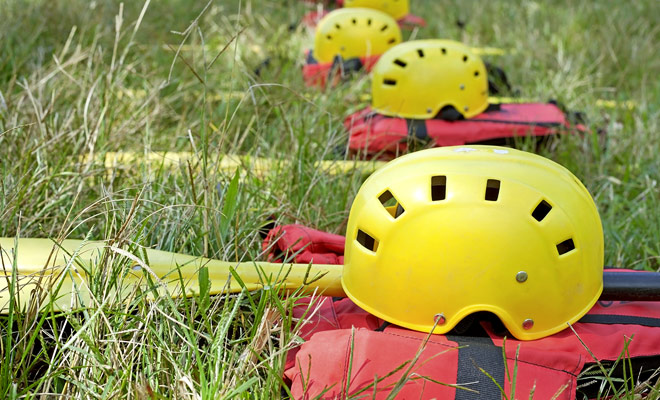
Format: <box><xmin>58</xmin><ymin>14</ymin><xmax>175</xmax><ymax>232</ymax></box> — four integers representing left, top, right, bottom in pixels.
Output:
<box><xmin>306</xmin><ymin>50</ymin><xmax>317</xmax><ymax>65</ymax></box>
<box><xmin>446</xmin><ymin>335</ymin><xmax>506</xmax><ymax>400</ymax></box>
<box><xmin>578</xmin><ymin>314</ymin><xmax>660</xmax><ymax>327</ymax></box>
<box><xmin>466</xmin><ymin>119</ymin><xmax>563</xmax><ymax>127</ymax></box>
<box><xmin>405</xmin><ymin>119</ymin><xmax>429</xmax><ymax>141</ymax></box>
<box><xmin>375</xmin><ymin>321</ymin><xmax>390</xmax><ymax>332</ymax></box>
<box><xmin>484</xmin><ymin>62</ymin><xmax>513</xmax><ymax>96</ymax></box>
<box><xmin>327</xmin><ymin>55</ymin><xmax>364</xmax><ymax>82</ymax></box>
<box><xmin>340</xmin><ymin>57</ymin><xmax>364</xmax><ymax>74</ymax></box>
<box><xmin>485</xmin><ymin>103</ymin><xmax>501</xmax><ymax>112</ymax></box>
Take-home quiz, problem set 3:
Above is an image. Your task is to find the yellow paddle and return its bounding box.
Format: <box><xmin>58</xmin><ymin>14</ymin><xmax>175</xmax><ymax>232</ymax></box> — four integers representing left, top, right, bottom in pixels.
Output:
<box><xmin>0</xmin><ymin>238</ymin><xmax>344</xmax><ymax>313</ymax></box>
<box><xmin>83</xmin><ymin>152</ymin><xmax>386</xmax><ymax>178</ymax></box>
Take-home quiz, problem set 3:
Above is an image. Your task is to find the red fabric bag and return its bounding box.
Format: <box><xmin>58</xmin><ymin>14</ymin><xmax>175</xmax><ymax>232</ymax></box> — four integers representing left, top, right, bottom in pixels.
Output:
<box><xmin>262</xmin><ymin>224</ymin><xmax>345</xmax><ymax>265</ymax></box>
<box><xmin>264</xmin><ymin>225</ymin><xmax>660</xmax><ymax>399</ymax></box>
<box><xmin>285</xmin><ymin>297</ymin><xmax>660</xmax><ymax>399</ymax></box>
<box><xmin>345</xmin><ymin>104</ymin><xmax>586</xmax><ymax>158</ymax></box>
<box><xmin>302</xmin><ymin>50</ymin><xmax>381</xmax><ymax>88</ymax></box>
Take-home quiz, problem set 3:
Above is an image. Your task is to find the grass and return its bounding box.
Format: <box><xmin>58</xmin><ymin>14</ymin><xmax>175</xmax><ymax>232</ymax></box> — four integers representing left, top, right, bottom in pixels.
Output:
<box><xmin>0</xmin><ymin>0</ymin><xmax>659</xmax><ymax>398</ymax></box>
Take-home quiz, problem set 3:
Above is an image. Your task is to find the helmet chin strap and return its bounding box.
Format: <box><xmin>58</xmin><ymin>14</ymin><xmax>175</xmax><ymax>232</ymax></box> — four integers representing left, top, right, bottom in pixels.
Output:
<box><xmin>437</xmin><ymin>106</ymin><xmax>465</xmax><ymax>121</ymax></box>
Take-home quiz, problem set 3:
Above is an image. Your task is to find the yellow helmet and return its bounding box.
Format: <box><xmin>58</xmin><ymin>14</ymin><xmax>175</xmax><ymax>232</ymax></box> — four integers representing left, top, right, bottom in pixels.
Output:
<box><xmin>342</xmin><ymin>146</ymin><xmax>604</xmax><ymax>340</ymax></box>
<box><xmin>313</xmin><ymin>8</ymin><xmax>402</xmax><ymax>64</ymax></box>
<box><xmin>343</xmin><ymin>0</ymin><xmax>410</xmax><ymax>20</ymax></box>
<box><xmin>371</xmin><ymin>40</ymin><xmax>489</xmax><ymax>119</ymax></box>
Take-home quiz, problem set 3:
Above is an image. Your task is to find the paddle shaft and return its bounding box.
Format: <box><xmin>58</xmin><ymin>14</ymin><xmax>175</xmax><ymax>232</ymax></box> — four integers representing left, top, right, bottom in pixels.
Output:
<box><xmin>0</xmin><ymin>238</ymin><xmax>343</xmax><ymax>313</ymax></box>
<box><xmin>1</xmin><ymin>239</ymin><xmax>658</xmax><ymax>313</ymax></box>
<box><xmin>94</xmin><ymin>152</ymin><xmax>386</xmax><ymax>177</ymax></box>
<box><xmin>601</xmin><ymin>270</ymin><xmax>660</xmax><ymax>301</ymax></box>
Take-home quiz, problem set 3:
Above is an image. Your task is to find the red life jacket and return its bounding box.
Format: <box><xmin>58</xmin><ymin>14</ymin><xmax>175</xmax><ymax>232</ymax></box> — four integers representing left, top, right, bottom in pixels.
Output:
<box><xmin>345</xmin><ymin>104</ymin><xmax>587</xmax><ymax>159</ymax></box>
<box><xmin>262</xmin><ymin>224</ymin><xmax>345</xmax><ymax>265</ymax></box>
<box><xmin>303</xmin><ymin>50</ymin><xmax>381</xmax><ymax>88</ymax></box>
<box><xmin>265</xmin><ymin>225</ymin><xmax>660</xmax><ymax>398</ymax></box>
<box><xmin>284</xmin><ymin>296</ymin><xmax>660</xmax><ymax>400</ymax></box>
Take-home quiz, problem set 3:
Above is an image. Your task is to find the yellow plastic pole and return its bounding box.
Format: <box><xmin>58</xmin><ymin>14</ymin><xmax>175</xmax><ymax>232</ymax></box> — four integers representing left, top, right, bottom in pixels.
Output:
<box><xmin>84</xmin><ymin>152</ymin><xmax>386</xmax><ymax>178</ymax></box>
<box><xmin>0</xmin><ymin>238</ymin><xmax>345</xmax><ymax>313</ymax></box>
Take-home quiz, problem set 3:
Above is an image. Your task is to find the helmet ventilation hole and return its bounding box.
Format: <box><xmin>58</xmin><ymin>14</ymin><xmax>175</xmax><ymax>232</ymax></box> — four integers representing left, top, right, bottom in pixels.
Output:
<box><xmin>326</xmin><ymin>34</ymin><xmax>332</xmax><ymax>40</ymax></box>
<box><xmin>431</xmin><ymin>176</ymin><xmax>447</xmax><ymax>201</ymax></box>
<box><xmin>380</xmin><ymin>24</ymin><xmax>389</xmax><ymax>31</ymax></box>
<box><xmin>474</xmin><ymin>71</ymin><xmax>480</xmax><ymax>77</ymax></box>
<box><xmin>367</xmin><ymin>18</ymin><xmax>372</xmax><ymax>26</ymax></box>
<box><xmin>417</xmin><ymin>49</ymin><xmax>425</xmax><ymax>58</ymax></box>
<box><xmin>388</xmin><ymin>37</ymin><xmax>397</xmax><ymax>44</ymax></box>
<box><xmin>556</xmin><ymin>239</ymin><xmax>576</xmax><ymax>255</ymax></box>
<box><xmin>485</xmin><ymin>179</ymin><xmax>501</xmax><ymax>201</ymax></box>
<box><xmin>393</xmin><ymin>59</ymin><xmax>407</xmax><ymax>68</ymax></box>
<box><xmin>335</xmin><ymin>23</ymin><xmax>341</xmax><ymax>29</ymax></box>
<box><xmin>383</xmin><ymin>78</ymin><xmax>397</xmax><ymax>86</ymax></box>
<box><xmin>352</xmin><ymin>18</ymin><xmax>357</xmax><ymax>24</ymax></box>
<box><xmin>357</xmin><ymin>229</ymin><xmax>379</xmax><ymax>252</ymax></box>
<box><xmin>463</xmin><ymin>55</ymin><xmax>468</xmax><ymax>62</ymax></box>
<box><xmin>379</xmin><ymin>190</ymin><xmax>405</xmax><ymax>218</ymax></box>
<box><xmin>532</xmin><ymin>200</ymin><xmax>552</xmax><ymax>221</ymax></box>
<box><xmin>441</xmin><ymin>48</ymin><xmax>446</xmax><ymax>54</ymax></box>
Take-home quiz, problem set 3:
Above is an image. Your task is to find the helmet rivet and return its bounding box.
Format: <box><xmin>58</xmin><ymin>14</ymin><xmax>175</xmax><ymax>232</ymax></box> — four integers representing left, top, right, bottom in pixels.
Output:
<box><xmin>522</xmin><ymin>319</ymin><xmax>534</xmax><ymax>330</ymax></box>
<box><xmin>459</xmin><ymin>84</ymin><xmax>465</xmax><ymax>90</ymax></box>
<box><xmin>516</xmin><ymin>271</ymin><xmax>528</xmax><ymax>283</ymax></box>
<box><xmin>426</xmin><ymin>108</ymin><xmax>433</xmax><ymax>114</ymax></box>
<box><xmin>463</xmin><ymin>106</ymin><xmax>469</xmax><ymax>111</ymax></box>
<box><xmin>434</xmin><ymin>313</ymin><xmax>446</xmax><ymax>325</ymax></box>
